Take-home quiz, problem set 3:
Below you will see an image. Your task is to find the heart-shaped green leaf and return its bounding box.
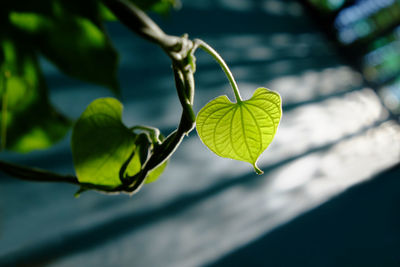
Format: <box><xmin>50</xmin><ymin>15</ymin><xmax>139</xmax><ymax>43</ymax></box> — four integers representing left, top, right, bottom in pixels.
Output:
<box><xmin>196</xmin><ymin>87</ymin><xmax>281</xmax><ymax>174</ymax></box>
<box><xmin>71</xmin><ymin>98</ymin><xmax>137</xmax><ymax>187</ymax></box>
<box><xmin>71</xmin><ymin>97</ymin><xmax>168</xmax><ymax>188</ymax></box>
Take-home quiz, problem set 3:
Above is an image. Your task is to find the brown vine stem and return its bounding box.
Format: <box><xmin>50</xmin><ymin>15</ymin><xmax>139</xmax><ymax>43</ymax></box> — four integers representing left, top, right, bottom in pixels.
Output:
<box><xmin>0</xmin><ymin>160</ymin><xmax>78</xmax><ymax>184</ymax></box>
<box><xmin>104</xmin><ymin>0</ymin><xmax>197</xmax><ymax>194</ymax></box>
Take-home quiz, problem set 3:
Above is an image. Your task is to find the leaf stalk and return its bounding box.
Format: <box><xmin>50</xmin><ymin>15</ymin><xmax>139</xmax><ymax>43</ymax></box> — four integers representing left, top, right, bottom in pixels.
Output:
<box><xmin>194</xmin><ymin>39</ymin><xmax>242</xmax><ymax>103</ymax></box>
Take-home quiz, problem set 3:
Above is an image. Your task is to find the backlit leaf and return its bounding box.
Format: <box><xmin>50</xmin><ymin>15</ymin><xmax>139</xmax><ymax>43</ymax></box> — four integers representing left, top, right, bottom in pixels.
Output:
<box><xmin>71</xmin><ymin>98</ymin><xmax>136</xmax><ymax>187</ymax></box>
<box><xmin>71</xmin><ymin>97</ymin><xmax>168</xmax><ymax>188</ymax></box>
<box><xmin>196</xmin><ymin>87</ymin><xmax>282</xmax><ymax>174</ymax></box>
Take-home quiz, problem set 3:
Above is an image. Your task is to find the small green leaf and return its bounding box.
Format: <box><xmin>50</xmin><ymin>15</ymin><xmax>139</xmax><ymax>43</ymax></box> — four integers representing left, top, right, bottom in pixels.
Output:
<box><xmin>72</xmin><ymin>98</ymin><xmax>169</xmax><ymax>189</ymax></box>
<box><xmin>71</xmin><ymin>98</ymin><xmax>136</xmax><ymax>187</ymax></box>
<box><xmin>145</xmin><ymin>161</ymin><xmax>167</xmax><ymax>184</ymax></box>
<box><xmin>196</xmin><ymin>87</ymin><xmax>282</xmax><ymax>174</ymax></box>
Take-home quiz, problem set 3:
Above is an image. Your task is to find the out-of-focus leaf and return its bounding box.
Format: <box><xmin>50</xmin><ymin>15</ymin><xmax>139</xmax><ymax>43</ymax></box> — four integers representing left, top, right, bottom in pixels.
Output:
<box><xmin>6</xmin><ymin>104</ymin><xmax>71</xmax><ymax>152</ymax></box>
<box><xmin>0</xmin><ymin>40</ymin><xmax>70</xmax><ymax>152</ymax></box>
<box><xmin>8</xmin><ymin>2</ymin><xmax>120</xmax><ymax>95</ymax></box>
<box><xmin>59</xmin><ymin>0</ymin><xmax>106</xmax><ymax>27</ymax></box>
<box><xmin>1</xmin><ymin>40</ymin><xmax>37</xmax><ymax>111</ymax></box>
<box><xmin>38</xmin><ymin>16</ymin><xmax>119</xmax><ymax>94</ymax></box>
<box><xmin>99</xmin><ymin>3</ymin><xmax>117</xmax><ymax>21</ymax></box>
<box><xmin>1</xmin><ymin>0</ymin><xmax>122</xmax><ymax>152</ymax></box>
<box><xmin>130</xmin><ymin>0</ymin><xmax>180</xmax><ymax>14</ymax></box>
<box><xmin>8</xmin><ymin>12</ymin><xmax>51</xmax><ymax>33</ymax></box>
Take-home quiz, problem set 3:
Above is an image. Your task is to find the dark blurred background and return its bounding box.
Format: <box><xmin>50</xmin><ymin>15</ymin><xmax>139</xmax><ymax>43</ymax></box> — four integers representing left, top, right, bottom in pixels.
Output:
<box><xmin>1</xmin><ymin>0</ymin><xmax>399</xmax><ymax>266</ymax></box>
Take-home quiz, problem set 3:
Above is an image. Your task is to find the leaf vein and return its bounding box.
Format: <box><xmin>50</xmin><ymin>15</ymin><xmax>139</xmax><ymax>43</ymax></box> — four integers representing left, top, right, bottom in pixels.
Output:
<box><xmin>242</xmin><ymin>104</ymin><xmax>263</xmax><ymax>154</ymax></box>
<box><xmin>199</xmin><ymin>105</ymin><xmax>233</xmax><ymax>134</ymax></box>
<box><xmin>213</xmin><ymin>106</ymin><xmax>236</xmax><ymax>155</ymax></box>
<box><xmin>240</xmin><ymin>105</ymin><xmax>254</xmax><ymax>162</ymax></box>
<box><xmin>245</xmin><ymin>102</ymin><xmax>277</xmax><ymax>134</ymax></box>
<box><xmin>229</xmin><ymin>107</ymin><xmax>243</xmax><ymax>160</ymax></box>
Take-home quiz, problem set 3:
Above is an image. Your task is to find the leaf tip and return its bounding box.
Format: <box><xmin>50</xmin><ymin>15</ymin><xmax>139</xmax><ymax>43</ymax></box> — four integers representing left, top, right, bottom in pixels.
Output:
<box><xmin>253</xmin><ymin>164</ymin><xmax>264</xmax><ymax>175</ymax></box>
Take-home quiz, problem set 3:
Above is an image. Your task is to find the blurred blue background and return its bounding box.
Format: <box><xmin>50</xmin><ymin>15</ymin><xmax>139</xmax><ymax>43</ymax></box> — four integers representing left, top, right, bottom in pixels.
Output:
<box><xmin>1</xmin><ymin>0</ymin><xmax>400</xmax><ymax>266</ymax></box>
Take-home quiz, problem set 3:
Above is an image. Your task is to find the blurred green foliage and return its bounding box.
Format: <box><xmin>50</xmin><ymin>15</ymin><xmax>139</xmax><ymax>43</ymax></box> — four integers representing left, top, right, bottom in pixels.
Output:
<box><xmin>0</xmin><ymin>0</ymin><xmax>177</xmax><ymax>153</ymax></box>
<box><xmin>0</xmin><ymin>39</ymin><xmax>70</xmax><ymax>152</ymax></box>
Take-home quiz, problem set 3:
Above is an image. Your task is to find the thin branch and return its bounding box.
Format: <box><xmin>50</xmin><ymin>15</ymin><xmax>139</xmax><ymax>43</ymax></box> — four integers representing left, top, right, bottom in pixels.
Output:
<box><xmin>0</xmin><ymin>160</ymin><xmax>79</xmax><ymax>184</ymax></box>
<box><xmin>103</xmin><ymin>0</ymin><xmax>181</xmax><ymax>50</ymax></box>
<box><xmin>103</xmin><ymin>0</ymin><xmax>196</xmax><ymax>193</ymax></box>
